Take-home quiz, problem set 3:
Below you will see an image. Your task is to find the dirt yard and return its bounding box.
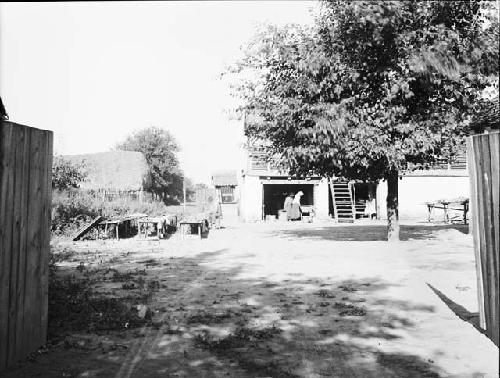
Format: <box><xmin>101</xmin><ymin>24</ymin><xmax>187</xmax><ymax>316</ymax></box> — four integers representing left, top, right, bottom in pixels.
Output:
<box><xmin>3</xmin><ymin>220</ymin><xmax>498</xmax><ymax>378</ymax></box>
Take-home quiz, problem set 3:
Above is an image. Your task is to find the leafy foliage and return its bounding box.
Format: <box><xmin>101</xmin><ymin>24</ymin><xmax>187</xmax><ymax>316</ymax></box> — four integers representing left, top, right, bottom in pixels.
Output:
<box><xmin>229</xmin><ymin>1</ymin><xmax>498</xmax><ymax>181</ymax></box>
<box><xmin>117</xmin><ymin>127</ymin><xmax>184</xmax><ymax>202</ymax></box>
<box><xmin>52</xmin><ymin>156</ymin><xmax>87</xmax><ymax>190</ymax></box>
<box><xmin>227</xmin><ymin>0</ymin><xmax>498</xmax><ymax>239</ymax></box>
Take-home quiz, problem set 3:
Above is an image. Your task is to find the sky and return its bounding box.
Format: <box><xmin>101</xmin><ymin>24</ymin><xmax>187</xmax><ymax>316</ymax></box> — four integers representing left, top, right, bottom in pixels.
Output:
<box><xmin>0</xmin><ymin>1</ymin><xmax>317</xmax><ymax>184</ymax></box>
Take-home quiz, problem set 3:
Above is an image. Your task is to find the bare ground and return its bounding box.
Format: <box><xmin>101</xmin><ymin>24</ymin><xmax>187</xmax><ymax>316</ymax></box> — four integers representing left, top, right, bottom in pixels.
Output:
<box><xmin>3</xmin><ymin>220</ymin><xmax>498</xmax><ymax>378</ymax></box>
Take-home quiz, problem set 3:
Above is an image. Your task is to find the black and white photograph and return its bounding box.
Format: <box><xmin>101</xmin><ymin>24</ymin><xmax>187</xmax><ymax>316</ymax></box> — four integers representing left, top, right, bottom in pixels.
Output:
<box><xmin>0</xmin><ymin>1</ymin><xmax>499</xmax><ymax>377</ymax></box>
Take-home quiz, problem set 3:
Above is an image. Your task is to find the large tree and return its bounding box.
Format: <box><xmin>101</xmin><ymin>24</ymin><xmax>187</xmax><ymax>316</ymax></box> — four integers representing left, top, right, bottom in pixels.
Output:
<box><xmin>117</xmin><ymin>127</ymin><xmax>184</xmax><ymax>203</ymax></box>
<box><xmin>228</xmin><ymin>0</ymin><xmax>498</xmax><ymax>240</ymax></box>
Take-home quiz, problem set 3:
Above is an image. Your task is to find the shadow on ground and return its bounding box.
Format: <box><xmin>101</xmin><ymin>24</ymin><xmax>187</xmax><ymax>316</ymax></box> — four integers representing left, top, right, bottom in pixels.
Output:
<box><xmin>427</xmin><ymin>283</ymin><xmax>485</xmax><ymax>337</ymax></box>
<box><xmin>5</xmin><ymin>246</ymin><xmax>447</xmax><ymax>377</ymax></box>
<box><xmin>272</xmin><ymin>224</ymin><xmax>469</xmax><ymax>242</ymax></box>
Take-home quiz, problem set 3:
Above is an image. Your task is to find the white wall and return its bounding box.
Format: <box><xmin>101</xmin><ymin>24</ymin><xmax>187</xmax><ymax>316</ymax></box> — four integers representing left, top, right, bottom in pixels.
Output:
<box><xmin>239</xmin><ymin>175</ymin><xmax>263</xmax><ymax>222</ymax></box>
<box><xmin>314</xmin><ymin>179</ymin><xmax>330</xmax><ymax>219</ymax></box>
<box><xmin>377</xmin><ymin>175</ymin><xmax>470</xmax><ymax>221</ymax></box>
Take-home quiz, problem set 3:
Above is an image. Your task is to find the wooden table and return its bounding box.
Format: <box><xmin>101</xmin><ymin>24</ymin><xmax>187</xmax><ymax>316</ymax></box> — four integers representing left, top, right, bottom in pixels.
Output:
<box><xmin>179</xmin><ymin>221</ymin><xmax>206</xmax><ymax>239</ymax></box>
<box><xmin>137</xmin><ymin>217</ymin><xmax>166</xmax><ymax>240</ymax></box>
<box><xmin>426</xmin><ymin>200</ymin><xmax>469</xmax><ymax>224</ymax></box>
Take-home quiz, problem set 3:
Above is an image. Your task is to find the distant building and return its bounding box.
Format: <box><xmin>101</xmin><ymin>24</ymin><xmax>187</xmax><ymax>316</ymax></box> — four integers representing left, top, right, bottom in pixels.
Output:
<box><xmin>63</xmin><ymin>150</ymin><xmax>151</xmax><ymax>200</ymax></box>
<box><xmin>211</xmin><ymin>170</ymin><xmax>239</xmax><ymax>223</ymax></box>
<box><xmin>238</xmin><ymin>146</ymin><xmax>330</xmax><ymax>222</ymax></box>
<box><xmin>238</xmin><ymin>142</ymin><xmax>470</xmax><ymax>223</ymax></box>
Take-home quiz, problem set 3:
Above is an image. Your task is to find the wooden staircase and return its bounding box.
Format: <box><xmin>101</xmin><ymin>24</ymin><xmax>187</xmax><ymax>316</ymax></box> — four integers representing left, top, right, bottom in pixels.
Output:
<box><xmin>330</xmin><ymin>181</ymin><xmax>355</xmax><ymax>223</ymax></box>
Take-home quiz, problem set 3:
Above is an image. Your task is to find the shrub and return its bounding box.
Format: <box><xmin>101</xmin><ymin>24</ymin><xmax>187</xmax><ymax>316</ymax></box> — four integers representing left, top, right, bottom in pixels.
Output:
<box><xmin>52</xmin><ymin>157</ymin><xmax>87</xmax><ymax>190</ymax></box>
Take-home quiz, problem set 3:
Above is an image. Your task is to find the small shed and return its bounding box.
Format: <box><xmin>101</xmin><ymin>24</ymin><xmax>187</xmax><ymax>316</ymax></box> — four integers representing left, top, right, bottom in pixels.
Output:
<box><xmin>63</xmin><ymin>151</ymin><xmax>150</xmax><ymax>199</ymax></box>
<box><xmin>212</xmin><ymin>170</ymin><xmax>238</xmax><ymax>204</ymax></box>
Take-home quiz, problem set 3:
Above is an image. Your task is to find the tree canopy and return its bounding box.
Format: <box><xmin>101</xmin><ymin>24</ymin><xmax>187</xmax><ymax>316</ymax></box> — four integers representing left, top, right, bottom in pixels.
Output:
<box><xmin>52</xmin><ymin>156</ymin><xmax>87</xmax><ymax>190</ymax></box>
<box><xmin>228</xmin><ymin>0</ymin><xmax>499</xmax><ymax>240</ymax></box>
<box><xmin>117</xmin><ymin>127</ymin><xmax>184</xmax><ymax>203</ymax></box>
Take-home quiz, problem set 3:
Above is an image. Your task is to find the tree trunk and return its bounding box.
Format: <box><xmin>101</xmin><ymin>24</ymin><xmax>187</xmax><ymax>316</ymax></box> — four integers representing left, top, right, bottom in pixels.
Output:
<box><xmin>386</xmin><ymin>171</ymin><xmax>400</xmax><ymax>242</ymax></box>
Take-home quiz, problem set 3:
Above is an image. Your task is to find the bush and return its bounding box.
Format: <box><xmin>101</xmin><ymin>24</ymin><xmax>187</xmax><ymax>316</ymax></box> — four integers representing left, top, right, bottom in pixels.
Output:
<box><xmin>52</xmin><ymin>157</ymin><xmax>87</xmax><ymax>190</ymax></box>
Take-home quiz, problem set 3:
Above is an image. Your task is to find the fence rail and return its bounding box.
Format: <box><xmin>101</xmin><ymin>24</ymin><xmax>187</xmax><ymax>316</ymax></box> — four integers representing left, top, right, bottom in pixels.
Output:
<box><xmin>467</xmin><ymin>131</ymin><xmax>499</xmax><ymax>346</ymax></box>
<box><xmin>0</xmin><ymin>121</ymin><xmax>53</xmax><ymax>370</ymax></box>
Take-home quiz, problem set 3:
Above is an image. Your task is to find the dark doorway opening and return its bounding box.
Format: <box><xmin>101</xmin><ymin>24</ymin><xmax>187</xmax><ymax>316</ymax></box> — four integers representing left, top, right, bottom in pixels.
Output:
<box><xmin>263</xmin><ymin>184</ymin><xmax>314</xmax><ymax>218</ymax></box>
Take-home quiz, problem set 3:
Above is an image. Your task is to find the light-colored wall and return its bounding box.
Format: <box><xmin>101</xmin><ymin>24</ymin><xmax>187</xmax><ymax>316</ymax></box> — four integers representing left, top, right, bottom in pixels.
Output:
<box><xmin>377</xmin><ymin>175</ymin><xmax>470</xmax><ymax>220</ymax></box>
<box><xmin>239</xmin><ymin>175</ymin><xmax>263</xmax><ymax>222</ymax></box>
<box><xmin>314</xmin><ymin>179</ymin><xmax>330</xmax><ymax>219</ymax></box>
<box><xmin>239</xmin><ymin>176</ymin><xmax>331</xmax><ymax>221</ymax></box>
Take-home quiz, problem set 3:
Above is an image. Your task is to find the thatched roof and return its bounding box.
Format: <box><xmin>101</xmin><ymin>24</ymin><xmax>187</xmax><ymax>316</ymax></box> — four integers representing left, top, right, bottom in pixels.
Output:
<box><xmin>63</xmin><ymin>151</ymin><xmax>150</xmax><ymax>191</ymax></box>
<box><xmin>212</xmin><ymin>170</ymin><xmax>238</xmax><ymax>186</ymax></box>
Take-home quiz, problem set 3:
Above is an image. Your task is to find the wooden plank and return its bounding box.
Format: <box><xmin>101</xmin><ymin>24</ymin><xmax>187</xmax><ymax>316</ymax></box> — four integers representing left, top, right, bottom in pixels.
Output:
<box><xmin>14</xmin><ymin>127</ymin><xmax>31</xmax><ymax>364</ymax></box>
<box><xmin>0</xmin><ymin>123</ymin><xmax>15</xmax><ymax>369</ymax></box>
<box><xmin>486</xmin><ymin>133</ymin><xmax>499</xmax><ymax>345</ymax></box>
<box><xmin>478</xmin><ymin>135</ymin><xmax>496</xmax><ymax>342</ymax></box>
<box><xmin>473</xmin><ymin>136</ymin><xmax>490</xmax><ymax>332</ymax></box>
<box><xmin>467</xmin><ymin>136</ymin><xmax>486</xmax><ymax>329</ymax></box>
<box><xmin>73</xmin><ymin>215</ymin><xmax>103</xmax><ymax>241</ymax></box>
<box><xmin>7</xmin><ymin>125</ymin><xmax>24</xmax><ymax>365</ymax></box>
<box><xmin>40</xmin><ymin>131</ymin><xmax>53</xmax><ymax>344</ymax></box>
<box><xmin>24</xmin><ymin>129</ymin><xmax>44</xmax><ymax>356</ymax></box>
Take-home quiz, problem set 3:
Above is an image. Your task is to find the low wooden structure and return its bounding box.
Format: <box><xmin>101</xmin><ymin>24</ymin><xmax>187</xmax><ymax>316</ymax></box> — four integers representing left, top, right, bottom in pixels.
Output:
<box><xmin>137</xmin><ymin>215</ymin><xmax>177</xmax><ymax>240</ymax></box>
<box><xmin>0</xmin><ymin>122</ymin><xmax>53</xmax><ymax>370</ymax></box>
<box><xmin>467</xmin><ymin>98</ymin><xmax>499</xmax><ymax>346</ymax></box>
<box><xmin>425</xmin><ymin>198</ymin><xmax>469</xmax><ymax>224</ymax></box>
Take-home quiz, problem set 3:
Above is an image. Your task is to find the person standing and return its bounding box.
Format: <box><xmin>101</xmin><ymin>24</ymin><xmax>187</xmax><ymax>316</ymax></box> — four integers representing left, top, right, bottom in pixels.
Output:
<box><xmin>290</xmin><ymin>191</ymin><xmax>304</xmax><ymax>220</ymax></box>
<box><xmin>284</xmin><ymin>192</ymin><xmax>294</xmax><ymax>221</ymax></box>
<box><xmin>364</xmin><ymin>193</ymin><xmax>377</xmax><ymax>219</ymax></box>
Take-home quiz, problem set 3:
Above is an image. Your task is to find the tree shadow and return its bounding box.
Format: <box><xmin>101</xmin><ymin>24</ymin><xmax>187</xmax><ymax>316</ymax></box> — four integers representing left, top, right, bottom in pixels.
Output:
<box><xmin>4</xmin><ymin>246</ymin><xmax>467</xmax><ymax>377</ymax></box>
<box><xmin>108</xmin><ymin>253</ymin><xmax>445</xmax><ymax>377</ymax></box>
<box><xmin>272</xmin><ymin>224</ymin><xmax>469</xmax><ymax>242</ymax></box>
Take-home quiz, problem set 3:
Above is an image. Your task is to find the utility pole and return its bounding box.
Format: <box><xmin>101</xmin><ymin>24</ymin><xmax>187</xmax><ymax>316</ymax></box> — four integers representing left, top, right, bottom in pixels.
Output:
<box><xmin>183</xmin><ymin>177</ymin><xmax>186</xmax><ymax>214</ymax></box>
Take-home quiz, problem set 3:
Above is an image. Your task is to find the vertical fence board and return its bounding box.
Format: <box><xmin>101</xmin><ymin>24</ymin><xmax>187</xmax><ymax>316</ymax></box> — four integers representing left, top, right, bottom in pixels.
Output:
<box><xmin>25</xmin><ymin>129</ymin><xmax>44</xmax><ymax>355</ymax></box>
<box><xmin>14</xmin><ymin>127</ymin><xmax>31</xmax><ymax>362</ymax></box>
<box><xmin>0</xmin><ymin>122</ymin><xmax>52</xmax><ymax>370</ymax></box>
<box><xmin>467</xmin><ymin>137</ymin><xmax>486</xmax><ymax>328</ymax></box>
<box><xmin>7</xmin><ymin>126</ymin><xmax>24</xmax><ymax>365</ymax></box>
<box><xmin>40</xmin><ymin>132</ymin><xmax>52</xmax><ymax>342</ymax></box>
<box><xmin>468</xmin><ymin>132</ymin><xmax>500</xmax><ymax>346</ymax></box>
<box><xmin>0</xmin><ymin>124</ymin><xmax>15</xmax><ymax>370</ymax></box>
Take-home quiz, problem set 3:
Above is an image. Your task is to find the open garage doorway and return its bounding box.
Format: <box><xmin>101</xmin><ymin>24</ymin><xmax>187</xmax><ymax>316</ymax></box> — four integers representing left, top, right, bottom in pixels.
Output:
<box><xmin>263</xmin><ymin>184</ymin><xmax>314</xmax><ymax>218</ymax></box>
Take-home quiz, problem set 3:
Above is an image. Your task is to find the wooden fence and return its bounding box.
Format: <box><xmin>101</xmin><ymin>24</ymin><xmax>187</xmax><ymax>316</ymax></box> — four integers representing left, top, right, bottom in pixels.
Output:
<box><xmin>467</xmin><ymin>131</ymin><xmax>499</xmax><ymax>346</ymax></box>
<box><xmin>0</xmin><ymin>121</ymin><xmax>53</xmax><ymax>370</ymax></box>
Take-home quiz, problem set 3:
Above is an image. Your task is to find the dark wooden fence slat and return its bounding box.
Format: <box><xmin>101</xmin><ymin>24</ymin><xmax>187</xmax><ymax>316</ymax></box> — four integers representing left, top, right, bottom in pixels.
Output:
<box><xmin>25</xmin><ymin>129</ymin><xmax>44</xmax><ymax>356</ymax></box>
<box><xmin>1</xmin><ymin>123</ymin><xmax>52</xmax><ymax>370</ymax></box>
<box><xmin>0</xmin><ymin>123</ymin><xmax>15</xmax><ymax>370</ymax></box>
<box><xmin>486</xmin><ymin>134</ymin><xmax>499</xmax><ymax>345</ymax></box>
<box><xmin>0</xmin><ymin>126</ymin><xmax>15</xmax><ymax>366</ymax></box>
<box><xmin>467</xmin><ymin>137</ymin><xmax>486</xmax><ymax>328</ymax></box>
<box><xmin>40</xmin><ymin>132</ymin><xmax>53</xmax><ymax>342</ymax></box>
<box><xmin>7</xmin><ymin>126</ymin><xmax>24</xmax><ymax>365</ymax></box>
<box><xmin>15</xmin><ymin>127</ymin><xmax>31</xmax><ymax>362</ymax></box>
<box><xmin>469</xmin><ymin>132</ymin><xmax>500</xmax><ymax>346</ymax></box>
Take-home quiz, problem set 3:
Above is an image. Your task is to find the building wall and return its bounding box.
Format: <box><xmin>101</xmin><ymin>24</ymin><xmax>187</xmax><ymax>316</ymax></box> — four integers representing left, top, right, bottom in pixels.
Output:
<box><xmin>377</xmin><ymin>174</ymin><xmax>470</xmax><ymax>221</ymax></box>
<box><xmin>239</xmin><ymin>175</ymin><xmax>263</xmax><ymax>222</ymax></box>
<box><xmin>239</xmin><ymin>175</ymin><xmax>331</xmax><ymax>222</ymax></box>
<box><xmin>314</xmin><ymin>179</ymin><xmax>330</xmax><ymax>219</ymax></box>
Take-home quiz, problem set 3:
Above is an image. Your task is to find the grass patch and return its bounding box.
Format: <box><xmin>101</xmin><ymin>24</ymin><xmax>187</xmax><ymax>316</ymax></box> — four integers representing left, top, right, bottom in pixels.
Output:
<box><xmin>333</xmin><ymin>302</ymin><xmax>367</xmax><ymax>316</ymax></box>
